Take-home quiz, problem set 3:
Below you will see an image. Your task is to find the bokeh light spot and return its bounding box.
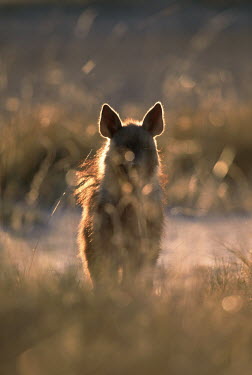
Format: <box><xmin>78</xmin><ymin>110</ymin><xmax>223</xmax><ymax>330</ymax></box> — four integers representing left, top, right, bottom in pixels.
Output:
<box><xmin>86</xmin><ymin>124</ymin><xmax>96</xmax><ymax>136</ymax></box>
<box><xmin>125</xmin><ymin>151</ymin><xmax>135</xmax><ymax>162</ymax></box>
<box><xmin>213</xmin><ymin>161</ymin><xmax>229</xmax><ymax>179</ymax></box>
<box><xmin>122</xmin><ymin>182</ymin><xmax>133</xmax><ymax>194</ymax></box>
<box><xmin>179</xmin><ymin>75</ymin><xmax>196</xmax><ymax>89</ymax></box>
<box><xmin>222</xmin><ymin>295</ymin><xmax>243</xmax><ymax>313</ymax></box>
<box><xmin>5</xmin><ymin>97</ymin><xmax>20</xmax><ymax>112</ymax></box>
<box><xmin>142</xmin><ymin>184</ymin><xmax>152</xmax><ymax>195</ymax></box>
<box><xmin>82</xmin><ymin>60</ymin><xmax>95</xmax><ymax>75</ymax></box>
<box><xmin>75</xmin><ymin>9</ymin><xmax>97</xmax><ymax>38</ymax></box>
<box><xmin>66</xmin><ymin>169</ymin><xmax>77</xmax><ymax>186</ymax></box>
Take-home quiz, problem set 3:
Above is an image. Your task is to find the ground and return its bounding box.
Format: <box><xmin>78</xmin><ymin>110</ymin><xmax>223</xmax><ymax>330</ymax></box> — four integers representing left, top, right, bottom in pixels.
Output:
<box><xmin>2</xmin><ymin>210</ymin><xmax>252</xmax><ymax>277</ymax></box>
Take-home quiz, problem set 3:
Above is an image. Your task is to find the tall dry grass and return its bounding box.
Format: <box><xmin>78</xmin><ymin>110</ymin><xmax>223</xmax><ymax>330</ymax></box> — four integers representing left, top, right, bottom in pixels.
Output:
<box><xmin>0</xmin><ymin>249</ymin><xmax>252</xmax><ymax>375</ymax></box>
<box><xmin>1</xmin><ymin>98</ymin><xmax>252</xmax><ymax>233</ymax></box>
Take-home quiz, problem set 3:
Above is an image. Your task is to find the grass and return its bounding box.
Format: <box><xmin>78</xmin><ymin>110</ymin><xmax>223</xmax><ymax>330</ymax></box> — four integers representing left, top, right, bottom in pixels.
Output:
<box><xmin>1</xmin><ymin>98</ymin><xmax>252</xmax><ymax>233</ymax></box>
<box><xmin>0</xmin><ymin>108</ymin><xmax>95</xmax><ymax>232</ymax></box>
<box><xmin>1</xmin><ymin>249</ymin><xmax>252</xmax><ymax>375</ymax></box>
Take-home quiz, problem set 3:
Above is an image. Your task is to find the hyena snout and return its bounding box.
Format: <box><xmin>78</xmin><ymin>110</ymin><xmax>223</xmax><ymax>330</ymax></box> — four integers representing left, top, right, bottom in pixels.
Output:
<box><xmin>119</xmin><ymin>161</ymin><xmax>149</xmax><ymax>188</ymax></box>
<box><xmin>119</xmin><ymin>152</ymin><xmax>157</xmax><ymax>183</ymax></box>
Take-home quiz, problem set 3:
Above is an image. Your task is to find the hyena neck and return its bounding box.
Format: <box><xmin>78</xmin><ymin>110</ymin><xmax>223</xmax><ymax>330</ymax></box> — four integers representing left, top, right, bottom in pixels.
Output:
<box><xmin>100</xmin><ymin>162</ymin><xmax>161</xmax><ymax>205</ymax></box>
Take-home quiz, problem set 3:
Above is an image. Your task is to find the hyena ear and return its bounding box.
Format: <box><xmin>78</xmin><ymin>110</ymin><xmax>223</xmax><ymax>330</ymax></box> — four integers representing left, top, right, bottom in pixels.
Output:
<box><xmin>142</xmin><ymin>102</ymin><xmax>164</xmax><ymax>137</ymax></box>
<box><xmin>99</xmin><ymin>104</ymin><xmax>122</xmax><ymax>138</ymax></box>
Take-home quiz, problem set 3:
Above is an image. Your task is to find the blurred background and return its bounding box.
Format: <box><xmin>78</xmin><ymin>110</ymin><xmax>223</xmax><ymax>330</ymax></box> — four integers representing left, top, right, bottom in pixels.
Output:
<box><xmin>1</xmin><ymin>3</ymin><xmax>252</xmax><ymax>374</ymax></box>
<box><xmin>1</xmin><ymin>0</ymin><xmax>252</xmax><ymax>234</ymax></box>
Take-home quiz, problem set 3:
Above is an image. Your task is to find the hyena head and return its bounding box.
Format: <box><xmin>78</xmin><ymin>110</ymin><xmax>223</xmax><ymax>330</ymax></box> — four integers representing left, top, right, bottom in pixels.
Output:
<box><xmin>99</xmin><ymin>102</ymin><xmax>164</xmax><ymax>190</ymax></box>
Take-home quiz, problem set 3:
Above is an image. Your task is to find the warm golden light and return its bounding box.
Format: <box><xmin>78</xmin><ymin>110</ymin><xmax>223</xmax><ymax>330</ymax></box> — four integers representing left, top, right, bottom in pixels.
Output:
<box><xmin>82</xmin><ymin>60</ymin><xmax>96</xmax><ymax>75</ymax></box>
<box><xmin>122</xmin><ymin>182</ymin><xmax>133</xmax><ymax>194</ymax></box>
<box><xmin>213</xmin><ymin>161</ymin><xmax>229</xmax><ymax>179</ymax></box>
<box><xmin>222</xmin><ymin>295</ymin><xmax>243</xmax><ymax>313</ymax></box>
<box><xmin>142</xmin><ymin>184</ymin><xmax>152</xmax><ymax>195</ymax></box>
<box><xmin>124</xmin><ymin>151</ymin><xmax>135</xmax><ymax>162</ymax></box>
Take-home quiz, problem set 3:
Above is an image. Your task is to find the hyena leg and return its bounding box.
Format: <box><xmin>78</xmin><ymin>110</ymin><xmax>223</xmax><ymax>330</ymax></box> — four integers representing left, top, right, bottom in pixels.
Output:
<box><xmin>121</xmin><ymin>251</ymin><xmax>159</xmax><ymax>292</ymax></box>
<box><xmin>121</xmin><ymin>255</ymin><xmax>142</xmax><ymax>291</ymax></box>
<box><xmin>86</xmin><ymin>250</ymin><xmax>119</xmax><ymax>290</ymax></box>
<box><xmin>142</xmin><ymin>250</ymin><xmax>160</xmax><ymax>291</ymax></box>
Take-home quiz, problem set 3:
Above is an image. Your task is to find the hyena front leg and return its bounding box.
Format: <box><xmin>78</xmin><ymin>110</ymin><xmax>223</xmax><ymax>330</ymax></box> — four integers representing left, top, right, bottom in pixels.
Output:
<box><xmin>121</xmin><ymin>248</ymin><xmax>159</xmax><ymax>293</ymax></box>
<box><xmin>86</xmin><ymin>247</ymin><xmax>119</xmax><ymax>291</ymax></box>
<box><xmin>141</xmin><ymin>244</ymin><xmax>161</xmax><ymax>291</ymax></box>
<box><xmin>121</xmin><ymin>251</ymin><xmax>144</xmax><ymax>292</ymax></box>
<box><xmin>86</xmin><ymin>207</ymin><xmax>123</xmax><ymax>290</ymax></box>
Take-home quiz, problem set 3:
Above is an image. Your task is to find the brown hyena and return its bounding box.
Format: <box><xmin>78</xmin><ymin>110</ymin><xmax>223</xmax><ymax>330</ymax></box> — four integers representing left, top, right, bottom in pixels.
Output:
<box><xmin>75</xmin><ymin>102</ymin><xmax>165</xmax><ymax>290</ymax></box>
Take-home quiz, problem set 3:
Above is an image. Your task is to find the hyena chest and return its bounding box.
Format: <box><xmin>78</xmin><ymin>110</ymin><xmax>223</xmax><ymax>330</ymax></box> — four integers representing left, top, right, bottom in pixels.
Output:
<box><xmin>96</xmin><ymin>192</ymin><xmax>162</xmax><ymax>255</ymax></box>
<box><xmin>121</xmin><ymin>196</ymin><xmax>161</xmax><ymax>234</ymax></box>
